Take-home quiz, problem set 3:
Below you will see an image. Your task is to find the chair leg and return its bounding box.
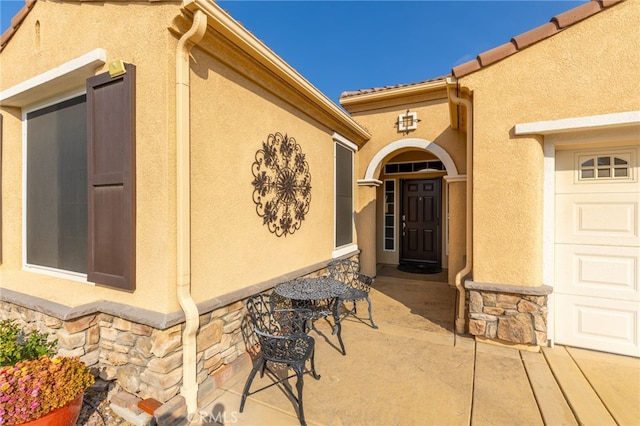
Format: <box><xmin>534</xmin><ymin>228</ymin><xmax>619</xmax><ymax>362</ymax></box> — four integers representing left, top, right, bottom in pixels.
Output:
<box><xmin>309</xmin><ymin>349</ymin><xmax>321</xmax><ymax>380</ymax></box>
<box><xmin>240</xmin><ymin>358</ymin><xmax>264</xmax><ymax>413</ymax></box>
<box><xmin>331</xmin><ymin>299</ymin><xmax>347</xmax><ymax>355</ymax></box>
<box><xmin>365</xmin><ymin>295</ymin><xmax>378</xmax><ymax>329</ymax></box>
<box><xmin>293</xmin><ymin>367</ymin><xmax>307</xmax><ymax>426</ymax></box>
<box><xmin>260</xmin><ymin>359</ymin><xmax>268</xmax><ymax>378</ymax></box>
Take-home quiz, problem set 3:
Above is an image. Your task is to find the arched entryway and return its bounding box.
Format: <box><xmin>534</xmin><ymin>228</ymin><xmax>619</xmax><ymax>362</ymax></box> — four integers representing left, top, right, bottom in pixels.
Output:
<box><xmin>355</xmin><ymin>138</ymin><xmax>465</xmax><ymax>336</ymax></box>
<box><xmin>357</xmin><ymin>138</ymin><xmax>465</xmax><ymax>286</ymax></box>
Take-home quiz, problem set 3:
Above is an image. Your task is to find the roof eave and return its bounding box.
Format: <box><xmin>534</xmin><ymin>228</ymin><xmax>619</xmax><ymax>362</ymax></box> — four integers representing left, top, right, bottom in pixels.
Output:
<box><xmin>182</xmin><ymin>0</ymin><xmax>371</xmax><ymax>144</ymax></box>
<box><xmin>452</xmin><ymin>0</ymin><xmax>624</xmax><ymax>79</ymax></box>
<box><xmin>339</xmin><ymin>78</ymin><xmax>449</xmax><ymax>110</ymax></box>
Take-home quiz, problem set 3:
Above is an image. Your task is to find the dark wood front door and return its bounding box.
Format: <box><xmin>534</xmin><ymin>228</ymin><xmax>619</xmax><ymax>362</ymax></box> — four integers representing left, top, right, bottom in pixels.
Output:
<box><xmin>401</xmin><ymin>178</ymin><xmax>441</xmax><ymax>266</ymax></box>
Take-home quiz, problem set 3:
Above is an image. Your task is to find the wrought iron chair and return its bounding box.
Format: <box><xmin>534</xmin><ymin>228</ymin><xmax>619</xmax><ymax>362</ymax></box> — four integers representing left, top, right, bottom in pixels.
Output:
<box><xmin>272</xmin><ymin>285</ymin><xmax>346</xmax><ymax>355</ymax></box>
<box><xmin>327</xmin><ymin>258</ymin><xmax>378</xmax><ymax>329</ymax></box>
<box><xmin>240</xmin><ymin>293</ymin><xmax>320</xmax><ymax>426</ymax></box>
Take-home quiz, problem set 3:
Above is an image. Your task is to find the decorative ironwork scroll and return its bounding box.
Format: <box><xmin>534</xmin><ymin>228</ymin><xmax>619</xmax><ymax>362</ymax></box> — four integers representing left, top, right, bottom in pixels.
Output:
<box><xmin>251</xmin><ymin>132</ymin><xmax>311</xmax><ymax>237</ymax></box>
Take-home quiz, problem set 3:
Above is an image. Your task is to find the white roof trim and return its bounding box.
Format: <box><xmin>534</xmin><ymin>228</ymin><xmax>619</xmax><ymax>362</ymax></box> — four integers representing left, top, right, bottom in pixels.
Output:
<box><xmin>515</xmin><ymin>111</ymin><xmax>640</xmax><ymax>135</ymax></box>
<box><xmin>183</xmin><ymin>0</ymin><xmax>370</xmax><ymax>143</ymax></box>
<box><xmin>0</xmin><ymin>49</ymin><xmax>106</xmax><ymax>107</ymax></box>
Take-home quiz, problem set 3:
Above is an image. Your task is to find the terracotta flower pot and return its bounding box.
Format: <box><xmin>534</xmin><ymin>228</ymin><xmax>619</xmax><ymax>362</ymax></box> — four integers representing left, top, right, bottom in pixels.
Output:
<box><xmin>17</xmin><ymin>393</ymin><xmax>83</xmax><ymax>426</ymax></box>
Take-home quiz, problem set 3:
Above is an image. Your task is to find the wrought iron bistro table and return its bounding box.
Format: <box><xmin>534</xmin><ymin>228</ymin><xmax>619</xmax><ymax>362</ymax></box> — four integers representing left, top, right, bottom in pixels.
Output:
<box><xmin>275</xmin><ymin>277</ymin><xmax>348</xmax><ymax>355</ymax></box>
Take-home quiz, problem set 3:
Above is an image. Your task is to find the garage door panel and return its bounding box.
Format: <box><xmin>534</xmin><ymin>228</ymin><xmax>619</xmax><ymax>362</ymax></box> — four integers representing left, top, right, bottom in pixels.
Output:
<box><xmin>556</xmin><ymin>193</ymin><xmax>639</xmax><ymax>246</ymax></box>
<box><xmin>555</xmin><ymin>294</ymin><xmax>639</xmax><ymax>357</ymax></box>
<box><xmin>555</xmin><ymin>244</ymin><xmax>639</xmax><ymax>300</ymax></box>
<box><xmin>555</xmin><ymin>145</ymin><xmax>639</xmax><ymax>357</ymax></box>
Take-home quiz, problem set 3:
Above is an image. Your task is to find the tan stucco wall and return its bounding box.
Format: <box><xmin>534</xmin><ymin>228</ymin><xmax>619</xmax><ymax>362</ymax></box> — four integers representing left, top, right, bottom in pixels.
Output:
<box><xmin>0</xmin><ymin>1</ymin><xmax>182</xmax><ymax>312</ymax></box>
<box><xmin>459</xmin><ymin>1</ymin><xmax>640</xmax><ymax>287</ymax></box>
<box><xmin>1</xmin><ymin>1</ymin><xmax>368</xmax><ymax>316</ymax></box>
<box><xmin>188</xmin><ymin>35</ymin><xmax>341</xmax><ymax>301</ymax></box>
<box><xmin>345</xmin><ymin>91</ymin><xmax>467</xmax><ymax>277</ymax></box>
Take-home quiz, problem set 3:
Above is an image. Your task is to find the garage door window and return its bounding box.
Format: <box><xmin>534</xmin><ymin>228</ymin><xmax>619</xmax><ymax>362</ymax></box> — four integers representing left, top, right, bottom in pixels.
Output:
<box><xmin>579</xmin><ymin>153</ymin><xmax>630</xmax><ymax>180</ymax></box>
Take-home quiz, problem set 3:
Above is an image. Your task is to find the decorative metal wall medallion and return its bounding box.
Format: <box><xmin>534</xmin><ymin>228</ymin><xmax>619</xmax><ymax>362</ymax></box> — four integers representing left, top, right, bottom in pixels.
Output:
<box><xmin>251</xmin><ymin>132</ymin><xmax>311</xmax><ymax>237</ymax></box>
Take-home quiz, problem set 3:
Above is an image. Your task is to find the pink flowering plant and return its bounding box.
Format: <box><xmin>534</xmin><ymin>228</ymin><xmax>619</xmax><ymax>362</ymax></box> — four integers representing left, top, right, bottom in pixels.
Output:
<box><xmin>0</xmin><ymin>320</ymin><xmax>94</xmax><ymax>424</ymax></box>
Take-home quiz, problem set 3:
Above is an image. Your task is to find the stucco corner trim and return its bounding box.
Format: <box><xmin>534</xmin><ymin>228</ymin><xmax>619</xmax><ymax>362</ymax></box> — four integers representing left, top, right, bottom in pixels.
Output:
<box><xmin>0</xmin><ymin>48</ymin><xmax>107</xmax><ymax>107</ymax></box>
<box><xmin>357</xmin><ymin>178</ymin><xmax>382</xmax><ymax>187</ymax></box>
<box><xmin>465</xmin><ymin>280</ymin><xmax>553</xmax><ymax>296</ymax></box>
<box><xmin>444</xmin><ymin>174</ymin><xmax>467</xmax><ymax>183</ymax></box>
<box><xmin>514</xmin><ymin>111</ymin><xmax>640</xmax><ymax>136</ymax></box>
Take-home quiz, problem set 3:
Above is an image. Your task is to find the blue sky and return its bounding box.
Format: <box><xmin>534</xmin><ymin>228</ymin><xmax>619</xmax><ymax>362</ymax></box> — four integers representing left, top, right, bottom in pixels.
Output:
<box><xmin>1</xmin><ymin>0</ymin><xmax>586</xmax><ymax>104</ymax></box>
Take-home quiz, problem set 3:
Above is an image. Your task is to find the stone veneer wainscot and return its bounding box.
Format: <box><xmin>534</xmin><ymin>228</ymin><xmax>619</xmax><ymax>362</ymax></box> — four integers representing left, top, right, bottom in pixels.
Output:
<box><xmin>465</xmin><ymin>280</ymin><xmax>552</xmax><ymax>347</ymax></box>
<box><xmin>0</xmin><ymin>297</ymin><xmax>249</xmax><ymax>407</ymax></box>
<box><xmin>0</xmin><ymin>258</ymin><xmax>345</xmax><ymax>409</ymax></box>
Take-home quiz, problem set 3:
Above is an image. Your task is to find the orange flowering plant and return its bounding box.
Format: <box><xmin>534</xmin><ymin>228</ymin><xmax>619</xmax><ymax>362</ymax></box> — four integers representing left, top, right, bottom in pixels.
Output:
<box><xmin>0</xmin><ymin>356</ymin><xmax>94</xmax><ymax>424</ymax></box>
<box><xmin>0</xmin><ymin>320</ymin><xmax>94</xmax><ymax>424</ymax></box>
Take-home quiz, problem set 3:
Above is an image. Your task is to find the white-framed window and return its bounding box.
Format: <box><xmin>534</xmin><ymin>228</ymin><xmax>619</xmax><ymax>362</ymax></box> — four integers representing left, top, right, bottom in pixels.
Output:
<box><xmin>383</xmin><ymin>179</ymin><xmax>396</xmax><ymax>251</ymax></box>
<box><xmin>333</xmin><ymin>133</ymin><xmax>358</xmax><ymax>256</ymax></box>
<box><xmin>24</xmin><ymin>93</ymin><xmax>88</xmax><ymax>277</ymax></box>
<box><xmin>4</xmin><ymin>50</ymin><xmax>136</xmax><ymax>290</ymax></box>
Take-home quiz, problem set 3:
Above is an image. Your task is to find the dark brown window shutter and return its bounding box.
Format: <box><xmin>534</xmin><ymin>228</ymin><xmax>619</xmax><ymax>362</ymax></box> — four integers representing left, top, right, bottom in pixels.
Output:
<box><xmin>86</xmin><ymin>64</ymin><xmax>136</xmax><ymax>291</ymax></box>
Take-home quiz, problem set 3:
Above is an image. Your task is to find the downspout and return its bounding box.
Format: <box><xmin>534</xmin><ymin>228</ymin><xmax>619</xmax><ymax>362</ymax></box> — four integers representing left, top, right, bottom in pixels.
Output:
<box><xmin>176</xmin><ymin>9</ymin><xmax>207</xmax><ymax>414</ymax></box>
<box><xmin>446</xmin><ymin>77</ymin><xmax>473</xmax><ymax>336</ymax></box>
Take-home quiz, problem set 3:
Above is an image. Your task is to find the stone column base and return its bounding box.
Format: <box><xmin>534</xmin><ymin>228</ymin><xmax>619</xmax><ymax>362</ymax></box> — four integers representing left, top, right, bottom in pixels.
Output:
<box><xmin>465</xmin><ymin>280</ymin><xmax>552</xmax><ymax>348</ymax></box>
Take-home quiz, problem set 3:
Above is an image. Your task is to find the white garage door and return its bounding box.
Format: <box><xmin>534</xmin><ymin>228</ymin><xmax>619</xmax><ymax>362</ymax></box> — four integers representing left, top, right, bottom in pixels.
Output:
<box><xmin>555</xmin><ymin>146</ymin><xmax>640</xmax><ymax>357</ymax></box>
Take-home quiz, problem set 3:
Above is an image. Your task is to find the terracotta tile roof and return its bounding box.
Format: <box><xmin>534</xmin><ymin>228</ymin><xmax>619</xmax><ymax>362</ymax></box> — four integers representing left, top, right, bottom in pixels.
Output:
<box><xmin>339</xmin><ymin>75</ymin><xmax>448</xmax><ymax>99</ymax></box>
<box><xmin>340</xmin><ymin>0</ymin><xmax>624</xmax><ymax>99</ymax></box>
<box><xmin>452</xmin><ymin>0</ymin><xmax>624</xmax><ymax>78</ymax></box>
<box><xmin>0</xmin><ymin>0</ymin><xmax>36</xmax><ymax>52</ymax></box>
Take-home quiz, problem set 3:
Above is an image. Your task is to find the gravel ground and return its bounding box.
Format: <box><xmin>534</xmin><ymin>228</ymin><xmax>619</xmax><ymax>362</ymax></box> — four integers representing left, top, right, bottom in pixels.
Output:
<box><xmin>77</xmin><ymin>379</ymin><xmax>132</xmax><ymax>426</ymax></box>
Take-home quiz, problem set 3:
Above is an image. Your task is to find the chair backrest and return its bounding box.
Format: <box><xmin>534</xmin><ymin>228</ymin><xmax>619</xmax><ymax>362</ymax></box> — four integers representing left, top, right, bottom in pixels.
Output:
<box><xmin>245</xmin><ymin>295</ymin><xmax>314</xmax><ymax>363</ymax></box>
<box><xmin>246</xmin><ymin>293</ymin><xmax>310</xmax><ymax>336</ymax></box>
<box><xmin>252</xmin><ymin>309</ymin><xmax>311</xmax><ymax>336</ymax></box>
<box><xmin>327</xmin><ymin>258</ymin><xmax>360</xmax><ymax>285</ymax></box>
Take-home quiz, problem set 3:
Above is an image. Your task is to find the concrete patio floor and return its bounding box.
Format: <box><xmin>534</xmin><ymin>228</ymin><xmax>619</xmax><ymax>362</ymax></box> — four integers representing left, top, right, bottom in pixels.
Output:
<box><xmin>201</xmin><ymin>266</ymin><xmax>640</xmax><ymax>425</ymax></box>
